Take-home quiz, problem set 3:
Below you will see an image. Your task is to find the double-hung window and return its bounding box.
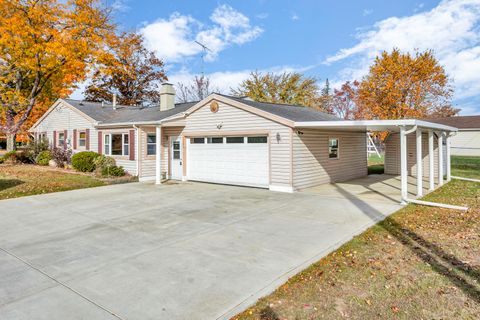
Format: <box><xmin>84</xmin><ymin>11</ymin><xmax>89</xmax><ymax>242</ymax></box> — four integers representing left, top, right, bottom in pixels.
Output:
<box><xmin>328</xmin><ymin>138</ymin><xmax>339</xmax><ymax>159</ymax></box>
<box><xmin>78</xmin><ymin>131</ymin><xmax>86</xmax><ymax>147</ymax></box>
<box><xmin>147</xmin><ymin>133</ymin><xmax>156</xmax><ymax>155</ymax></box>
<box><xmin>104</xmin><ymin>133</ymin><xmax>129</xmax><ymax>156</ymax></box>
<box><xmin>58</xmin><ymin>132</ymin><xmax>65</xmax><ymax>147</ymax></box>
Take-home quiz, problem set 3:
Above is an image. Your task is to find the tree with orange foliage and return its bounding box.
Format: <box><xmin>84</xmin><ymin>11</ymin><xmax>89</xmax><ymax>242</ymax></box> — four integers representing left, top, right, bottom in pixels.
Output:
<box><xmin>356</xmin><ymin>48</ymin><xmax>458</xmax><ymax>120</ymax></box>
<box><xmin>331</xmin><ymin>81</ymin><xmax>359</xmax><ymax>120</ymax></box>
<box><xmin>0</xmin><ymin>0</ymin><xmax>114</xmax><ymax>151</ymax></box>
<box><xmin>84</xmin><ymin>32</ymin><xmax>168</xmax><ymax>106</ymax></box>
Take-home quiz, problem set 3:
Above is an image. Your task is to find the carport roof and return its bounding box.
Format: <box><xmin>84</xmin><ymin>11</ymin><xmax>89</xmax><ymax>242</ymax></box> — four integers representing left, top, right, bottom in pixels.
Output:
<box><xmin>294</xmin><ymin>119</ymin><xmax>458</xmax><ymax>132</ymax></box>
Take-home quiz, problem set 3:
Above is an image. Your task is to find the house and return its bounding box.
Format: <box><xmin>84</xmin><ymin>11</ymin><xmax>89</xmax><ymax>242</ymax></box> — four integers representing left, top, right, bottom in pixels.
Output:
<box><xmin>425</xmin><ymin>115</ymin><xmax>480</xmax><ymax>156</ymax></box>
<box><xmin>30</xmin><ymin>83</ymin><xmax>457</xmax><ymax>201</ymax></box>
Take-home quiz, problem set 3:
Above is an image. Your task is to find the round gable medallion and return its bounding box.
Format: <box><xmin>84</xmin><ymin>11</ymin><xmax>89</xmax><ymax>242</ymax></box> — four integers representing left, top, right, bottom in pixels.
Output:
<box><xmin>210</xmin><ymin>101</ymin><xmax>219</xmax><ymax>113</ymax></box>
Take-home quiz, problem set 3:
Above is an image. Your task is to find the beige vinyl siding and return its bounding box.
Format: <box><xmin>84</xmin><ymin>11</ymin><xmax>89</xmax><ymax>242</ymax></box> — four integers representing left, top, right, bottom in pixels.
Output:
<box><xmin>292</xmin><ymin>129</ymin><xmax>367</xmax><ymax>190</ymax></box>
<box><xmin>384</xmin><ymin>132</ymin><xmax>446</xmax><ymax>177</ymax></box>
<box><xmin>33</xmin><ymin>102</ymin><xmax>98</xmax><ymax>152</ymax></box>
<box><xmin>450</xmin><ymin>130</ymin><xmax>480</xmax><ymax>156</ymax></box>
<box><xmin>183</xmin><ymin>102</ymin><xmax>292</xmax><ymax>188</ymax></box>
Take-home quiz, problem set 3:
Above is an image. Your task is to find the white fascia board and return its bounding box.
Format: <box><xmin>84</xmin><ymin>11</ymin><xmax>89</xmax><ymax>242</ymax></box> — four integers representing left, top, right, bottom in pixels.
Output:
<box><xmin>94</xmin><ymin>113</ymin><xmax>188</xmax><ymax>128</ymax></box>
<box><xmin>294</xmin><ymin>119</ymin><xmax>458</xmax><ymax>132</ymax></box>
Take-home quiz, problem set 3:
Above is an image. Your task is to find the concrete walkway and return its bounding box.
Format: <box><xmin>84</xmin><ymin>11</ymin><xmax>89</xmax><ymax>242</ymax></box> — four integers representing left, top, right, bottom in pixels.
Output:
<box><xmin>0</xmin><ymin>176</ymin><xmax>406</xmax><ymax>320</ymax></box>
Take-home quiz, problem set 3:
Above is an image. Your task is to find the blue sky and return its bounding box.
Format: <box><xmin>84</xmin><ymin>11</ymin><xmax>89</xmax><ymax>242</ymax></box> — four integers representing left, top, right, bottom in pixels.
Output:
<box><xmin>88</xmin><ymin>0</ymin><xmax>480</xmax><ymax>114</ymax></box>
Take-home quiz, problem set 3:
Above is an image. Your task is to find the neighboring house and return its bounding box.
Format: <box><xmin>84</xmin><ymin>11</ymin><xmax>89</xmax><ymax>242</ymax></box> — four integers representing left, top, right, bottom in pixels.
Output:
<box><xmin>30</xmin><ymin>83</ymin><xmax>457</xmax><ymax>196</ymax></box>
<box><xmin>425</xmin><ymin>115</ymin><xmax>480</xmax><ymax>156</ymax></box>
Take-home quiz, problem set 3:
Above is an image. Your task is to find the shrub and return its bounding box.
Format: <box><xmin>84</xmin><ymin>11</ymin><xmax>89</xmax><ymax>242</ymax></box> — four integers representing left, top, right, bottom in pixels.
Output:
<box><xmin>101</xmin><ymin>165</ymin><xmax>125</xmax><ymax>177</ymax></box>
<box><xmin>16</xmin><ymin>150</ymin><xmax>34</xmax><ymax>163</ymax></box>
<box><xmin>2</xmin><ymin>150</ymin><xmax>18</xmax><ymax>163</ymax></box>
<box><xmin>35</xmin><ymin>150</ymin><xmax>52</xmax><ymax>166</ymax></box>
<box><xmin>93</xmin><ymin>155</ymin><xmax>116</xmax><ymax>170</ymax></box>
<box><xmin>51</xmin><ymin>147</ymin><xmax>72</xmax><ymax>168</ymax></box>
<box><xmin>71</xmin><ymin>151</ymin><xmax>99</xmax><ymax>172</ymax></box>
<box><xmin>25</xmin><ymin>138</ymin><xmax>50</xmax><ymax>161</ymax></box>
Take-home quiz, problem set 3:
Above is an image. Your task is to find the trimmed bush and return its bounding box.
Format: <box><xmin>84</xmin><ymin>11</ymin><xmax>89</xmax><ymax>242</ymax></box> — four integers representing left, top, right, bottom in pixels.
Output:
<box><xmin>35</xmin><ymin>150</ymin><xmax>52</xmax><ymax>166</ymax></box>
<box><xmin>101</xmin><ymin>165</ymin><xmax>125</xmax><ymax>177</ymax></box>
<box><xmin>2</xmin><ymin>150</ymin><xmax>18</xmax><ymax>163</ymax></box>
<box><xmin>71</xmin><ymin>151</ymin><xmax>99</xmax><ymax>172</ymax></box>
<box><xmin>93</xmin><ymin>155</ymin><xmax>116</xmax><ymax>170</ymax></box>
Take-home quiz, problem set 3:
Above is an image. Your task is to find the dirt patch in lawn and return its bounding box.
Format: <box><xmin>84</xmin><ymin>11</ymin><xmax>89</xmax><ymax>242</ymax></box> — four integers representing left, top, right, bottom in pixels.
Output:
<box><xmin>0</xmin><ymin>164</ymin><xmax>136</xmax><ymax>200</ymax></box>
<box><xmin>233</xmin><ymin>181</ymin><xmax>480</xmax><ymax>319</ymax></box>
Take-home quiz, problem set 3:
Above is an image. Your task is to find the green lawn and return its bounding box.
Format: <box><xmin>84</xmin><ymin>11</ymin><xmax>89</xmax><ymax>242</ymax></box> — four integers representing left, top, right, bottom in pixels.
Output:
<box><xmin>451</xmin><ymin>156</ymin><xmax>480</xmax><ymax>179</ymax></box>
<box><xmin>0</xmin><ymin>164</ymin><xmax>134</xmax><ymax>200</ymax></box>
<box><xmin>233</xmin><ymin>157</ymin><xmax>480</xmax><ymax>320</ymax></box>
<box><xmin>368</xmin><ymin>154</ymin><xmax>385</xmax><ymax>175</ymax></box>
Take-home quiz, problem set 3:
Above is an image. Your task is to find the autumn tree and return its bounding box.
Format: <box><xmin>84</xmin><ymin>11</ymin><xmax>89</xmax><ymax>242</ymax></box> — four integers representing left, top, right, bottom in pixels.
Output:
<box><xmin>177</xmin><ymin>75</ymin><xmax>217</xmax><ymax>103</ymax></box>
<box><xmin>0</xmin><ymin>0</ymin><xmax>114</xmax><ymax>151</ymax></box>
<box><xmin>318</xmin><ymin>79</ymin><xmax>333</xmax><ymax>112</ymax></box>
<box><xmin>331</xmin><ymin>81</ymin><xmax>360</xmax><ymax>120</ymax></box>
<box><xmin>356</xmin><ymin>48</ymin><xmax>458</xmax><ymax>120</ymax></box>
<box><xmin>84</xmin><ymin>32</ymin><xmax>167</xmax><ymax>106</ymax></box>
<box><xmin>231</xmin><ymin>71</ymin><xmax>326</xmax><ymax>110</ymax></box>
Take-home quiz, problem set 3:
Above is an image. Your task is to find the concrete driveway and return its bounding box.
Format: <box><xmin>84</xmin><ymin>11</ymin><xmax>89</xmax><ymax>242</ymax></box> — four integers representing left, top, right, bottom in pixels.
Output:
<box><xmin>0</xmin><ymin>176</ymin><xmax>404</xmax><ymax>320</ymax></box>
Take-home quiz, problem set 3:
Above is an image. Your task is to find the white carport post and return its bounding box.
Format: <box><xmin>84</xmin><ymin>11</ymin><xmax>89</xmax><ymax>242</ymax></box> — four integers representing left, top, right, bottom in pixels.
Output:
<box><xmin>438</xmin><ymin>132</ymin><xmax>444</xmax><ymax>186</ymax></box>
<box><xmin>428</xmin><ymin>130</ymin><xmax>435</xmax><ymax>191</ymax></box>
<box><xmin>400</xmin><ymin>126</ymin><xmax>408</xmax><ymax>204</ymax></box>
<box><xmin>155</xmin><ymin>125</ymin><xmax>162</xmax><ymax>185</ymax></box>
<box><xmin>446</xmin><ymin>133</ymin><xmax>451</xmax><ymax>182</ymax></box>
<box><xmin>416</xmin><ymin>128</ymin><xmax>423</xmax><ymax>197</ymax></box>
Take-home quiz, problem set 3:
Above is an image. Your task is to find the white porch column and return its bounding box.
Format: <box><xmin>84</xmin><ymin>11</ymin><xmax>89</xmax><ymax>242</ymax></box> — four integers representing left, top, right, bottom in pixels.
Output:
<box><xmin>155</xmin><ymin>125</ymin><xmax>162</xmax><ymax>185</ymax></box>
<box><xmin>416</xmin><ymin>128</ymin><xmax>423</xmax><ymax>197</ymax></box>
<box><xmin>428</xmin><ymin>130</ymin><xmax>435</xmax><ymax>191</ymax></box>
<box><xmin>400</xmin><ymin>126</ymin><xmax>408</xmax><ymax>203</ymax></box>
<box><xmin>446</xmin><ymin>133</ymin><xmax>451</xmax><ymax>182</ymax></box>
<box><xmin>438</xmin><ymin>132</ymin><xmax>444</xmax><ymax>186</ymax></box>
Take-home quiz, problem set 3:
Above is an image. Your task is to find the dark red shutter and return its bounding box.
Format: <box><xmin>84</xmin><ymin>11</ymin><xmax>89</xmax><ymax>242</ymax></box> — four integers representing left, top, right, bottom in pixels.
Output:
<box><xmin>63</xmin><ymin>130</ymin><xmax>67</xmax><ymax>149</ymax></box>
<box><xmin>98</xmin><ymin>131</ymin><xmax>102</xmax><ymax>154</ymax></box>
<box><xmin>53</xmin><ymin>130</ymin><xmax>57</xmax><ymax>147</ymax></box>
<box><xmin>73</xmin><ymin>129</ymin><xmax>77</xmax><ymax>149</ymax></box>
<box><xmin>85</xmin><ymin>129</ymin><xmax>90</xmax><ymax>150</ymax></box>
<box><xmin>129</xmin><ymin>129</ymin><xmax>135</xmax><ymax>160</ymax></box>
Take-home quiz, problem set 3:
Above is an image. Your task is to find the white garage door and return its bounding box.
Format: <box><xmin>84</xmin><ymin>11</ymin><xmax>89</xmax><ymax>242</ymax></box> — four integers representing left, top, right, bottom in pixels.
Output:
<box><xmin>187</xmin><ymin>136</ymin><xmax>269</xmax><ymax>188</ymax></box>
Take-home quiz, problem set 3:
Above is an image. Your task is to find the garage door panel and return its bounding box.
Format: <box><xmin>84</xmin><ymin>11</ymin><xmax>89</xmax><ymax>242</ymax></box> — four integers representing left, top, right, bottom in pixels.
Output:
<box><xmin>187</xmin><ymin>138</ymin><xmax>269</xmax><ymax>188</ymax></box>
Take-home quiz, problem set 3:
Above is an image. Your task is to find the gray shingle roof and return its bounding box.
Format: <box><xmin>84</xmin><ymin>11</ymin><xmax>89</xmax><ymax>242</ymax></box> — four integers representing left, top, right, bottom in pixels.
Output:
<box><xmin>64</xmin><ymin>94</ymin><xmax>340</xmax><ymax>125</ymax></box>
<box><xmin>424</xmin><ymin>115</ymin><xmax>480</xmax><ymax>129</ymax></box>
<box><xmin>64</xmin><ymin>99</ymin><xmax>196</xmax><ymax>124</ymax></box>
<box><xmin>218</xmin><ymin>94</ymin><xmax>341</xmax><ymax>122</ymax></box>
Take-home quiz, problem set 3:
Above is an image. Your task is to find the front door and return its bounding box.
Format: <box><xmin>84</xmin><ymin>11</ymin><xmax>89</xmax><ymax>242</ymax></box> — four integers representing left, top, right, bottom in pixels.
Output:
<box><xmin>170</xmin><ymin>136</ymin><xmax>182</xmax><ymax>180</ymax></box>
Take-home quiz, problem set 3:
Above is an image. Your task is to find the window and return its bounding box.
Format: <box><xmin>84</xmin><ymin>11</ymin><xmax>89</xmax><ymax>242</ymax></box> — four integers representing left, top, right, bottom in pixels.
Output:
<box><xmin>147</xmin><ymin>133</ymin><xmax>156</xmax><ymax>155</ymax></box>
<box><xmin>226</xmin><ymin>137</ymin><xmax>244</xmax><ymax>144</ymax></box>
<box><xmin>329</xmin><ymin>138</ymin><xmax>339</xmax><ymax>159</ymax></box>
<box><xmin>191</xmin><ymin>137</ymin><xmax>205</xmax><ymax>144</ymax></box>
<box><xmin>58</xmin><ymin>132</ymin><xmax>65</xmax><ymax>147</ymax></box>
<box><xmin>78</xmin><ymin>131</ymin><xmax>86</xmax><ymax>147</ymax></box>
<box><xmin>104</xmin><ymin>134</ymin><xmax>110</xmax><ymax>155</ymax></box>
<box><xmin>104</xmin><ymin>133</ymin><xmax>129</xmax><ymax>156</ymax></box>
<box><xmin>207</xmin><ymin>137</ymin><xmax>223</xmax><ymax>144</ymax></box>
<box><xmin>247</xmin><ymin>136</ymin><xmax>267</xmax><ymax>143</ymax></box>
<box><xmin>173</xmin><ymin>141</ymin><xmax>181</xmax><ymax>160</ymax></box>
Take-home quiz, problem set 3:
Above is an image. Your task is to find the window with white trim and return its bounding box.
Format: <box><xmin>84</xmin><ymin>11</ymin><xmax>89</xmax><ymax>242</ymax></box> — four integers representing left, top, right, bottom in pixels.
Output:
<box><xmin>147</xmin><ymin>133</ymin><xmax>156</xmax><ymax>155</ymax></box>
<box><xmin>226</xmin><ymin>137</ymin><xmax>244</xmax><ymax>143</ymax></box>
<box><xmin>207</xmin><ymin>137</ymin><xmax>223</xmax><ymax>144</ymax></box>
<box><xmin>104</xmin><ymin>133</ymin><xmax>129</xmax><ymax>156</ymax></box>
<box><xmin>58</xmin><ymin>132</ymin><xmax>64</xmax><ymax>147</ymax></box>
<box><xmin>78</xmin><ymin>131</ymin><xmax>86</xmax><ymax>147</ymax></box>
<box><xmin>191</xmin><ymin>137</ymin><xmax>205</xmax><ymax>144</ymax></box>
<box><xmin>328</xmin><ymin>138</ymin><xmax>339</xmax><ymax>159</ymax></box>
<box><xmin>247</xmin><ymin>136</ymin><xmax>267</xmax><ymax>143</ymax></box>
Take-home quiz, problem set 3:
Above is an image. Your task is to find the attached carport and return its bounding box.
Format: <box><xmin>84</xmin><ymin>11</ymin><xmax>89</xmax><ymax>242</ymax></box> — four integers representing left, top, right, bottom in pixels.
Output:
<box><xmin>294</xmin><ymin>119</ymin><xmax>463</xmax><ymax>209</ymax></box>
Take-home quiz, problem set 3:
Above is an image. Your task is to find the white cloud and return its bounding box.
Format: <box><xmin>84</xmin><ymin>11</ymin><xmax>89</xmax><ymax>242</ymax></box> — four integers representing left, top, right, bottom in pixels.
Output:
<box><xmin>324</xmin><ymin>0</ymin><xmax>480</xmax><ymax>104</ymax></box>
<box><xmin>291</xmin><ymin>13</ymin><xmax>300</xmax><ymax>21</ymax></box>
<box><xmin>256</xmin><ymin>12</ymin><xmax>269</xmax><ymax>19</ymax></box>
<box><xmin>111</xmin><ymin>0</ymin><xmax>130</xmax><ymax>12</ymax></box>
<box><xmin>363</xmin><ymin>9</ymin><xmax>373</xmax><ymax>16</ymax></box>
<box><xmin>140</xmin><ymin>5</ymin><xmax>263</xmax><ymax>63</ymax></box>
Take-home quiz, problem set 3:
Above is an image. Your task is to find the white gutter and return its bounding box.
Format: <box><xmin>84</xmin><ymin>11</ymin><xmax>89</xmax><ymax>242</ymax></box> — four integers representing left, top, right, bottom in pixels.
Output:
<box><xmin>95</xmin><ymin>112</ymin><xmax>189</xmax><ymax>128</ymax></box>
<box><xmin>133</xmin><ymin>125</ymin><xmax>140</xmax><ymax>176</ymax></box>
<box><xmin>294</xmin><ymin>119</ymin><xmax>458</xmax><ymax>132</ymax></box>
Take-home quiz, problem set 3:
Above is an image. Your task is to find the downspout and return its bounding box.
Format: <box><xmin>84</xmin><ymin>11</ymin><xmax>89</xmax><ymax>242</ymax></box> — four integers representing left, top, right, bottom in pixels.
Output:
<box><xmin>133</xmin><ymin>125</ymin><xmax>140</xmax><ymax>177</ymax></box>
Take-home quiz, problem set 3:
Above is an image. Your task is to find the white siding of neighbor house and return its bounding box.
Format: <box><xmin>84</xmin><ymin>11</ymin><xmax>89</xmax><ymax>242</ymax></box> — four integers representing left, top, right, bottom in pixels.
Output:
<box><xmin>33</xmin><ymin>102</ymin><xmax>98</xmax><ymax>153</ymax></box>
<box><xmin>182</xmin><ymin>102</ymin><xmax>292</xmax><ymax>188</ymax></box>
<box><xmin>384</xmin><ymin>132</ymin><xmax>447</xmax><ymax>177</ymax></box>
<box><xmin>450</xmin><ymin>130</ymin><xmax>480</xmax><ymax>156</ymax></box>
<box><xmin>292</xmin><ymin>129</ymin><xmax>368</xmax><ymax>190</ymax></box>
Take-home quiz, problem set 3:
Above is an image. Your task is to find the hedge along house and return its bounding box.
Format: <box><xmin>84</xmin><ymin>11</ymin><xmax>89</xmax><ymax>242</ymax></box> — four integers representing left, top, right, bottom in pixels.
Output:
<box><xmin>30</xmin><ymin>83</ymin><xmax>458</xmax><ymax>205</ymax></box>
